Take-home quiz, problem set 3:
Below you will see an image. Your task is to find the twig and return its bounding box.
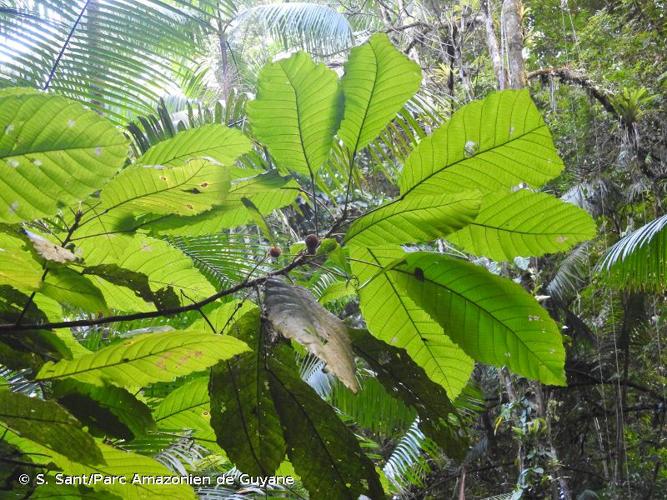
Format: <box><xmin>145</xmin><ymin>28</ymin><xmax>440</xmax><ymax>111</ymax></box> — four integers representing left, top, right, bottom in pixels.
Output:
<box><xmin>0</xmin><ymin>253</ymin><xmax>308</xmax><ymax>334</ymax></box>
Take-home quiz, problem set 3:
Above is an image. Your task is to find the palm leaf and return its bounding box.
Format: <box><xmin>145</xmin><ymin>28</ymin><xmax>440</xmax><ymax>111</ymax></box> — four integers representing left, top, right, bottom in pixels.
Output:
<box><xmin>596</xmin><ymin>213</ymin><xmax>667</xmax><ymax>290</ymax></box>
<box><xmin>232</xmin><ymin>2</ymin><xmax>353</xmax><ymax>55</ymax></box>
<box><xmin>0</xmin><ymin>0</ymin><xmax>225</xmax><ymax>121</ymax></box>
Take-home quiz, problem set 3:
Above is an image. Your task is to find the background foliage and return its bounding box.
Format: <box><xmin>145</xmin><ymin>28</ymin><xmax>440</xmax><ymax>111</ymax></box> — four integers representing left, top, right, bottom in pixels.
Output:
<box><xmin>0</xmin><ymin>1</ymin><xmax>665</xmax><ymax>499</ymax></box>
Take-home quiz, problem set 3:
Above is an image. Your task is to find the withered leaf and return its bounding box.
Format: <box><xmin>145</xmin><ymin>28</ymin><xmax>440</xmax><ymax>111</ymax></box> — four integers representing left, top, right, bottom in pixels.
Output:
<box><xmin>25</xmin><ymin>230</ymin><xmax>77</xmax><ymax>263</ymax></box>
<box><xmin>264</xmin><ymin>277</ymin><xmax>359</xmax><ymax>393</ymax></box>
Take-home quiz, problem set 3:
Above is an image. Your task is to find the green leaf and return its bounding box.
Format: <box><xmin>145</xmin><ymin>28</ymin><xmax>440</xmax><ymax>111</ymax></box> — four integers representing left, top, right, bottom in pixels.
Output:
<box><xmin>399</xmin><ymin>90</ymin><xmax>564</xmax><ymax>197</ymax></box>
<box><xmin>348</xmin><ymin>328</ymin><xmax>467</xmax><ymax>459</ymax></box>
<box><xmin>329</xmin><ymin>377</ymin><xmax>416</xmax><ymax>437</ymax></box>
<box><xmin>350</xmin><ymin>246</ymin><xmax>474</xmax><ymax>398</ymax></box>
<box><xmin>248</xmin><ymin>52</ymin><xmax>340</xmax><ymax>176</ymax></box>
<box><xmin>83</xmin><ymin>264</ymin><xmax>181</xmax><ymax>311</ymax></box>
<box><xmin>154</xmin><ymin>376</ymin><xmax>209</xmax><ymax>425</ymax></box>
<box><xmin>75</xmin><ymin>234</ymin><xmax>215</xmax><ymax>304</ymax></box>
<box><xmin>54</xmin><ymin>380</ymin><xmax>155</xmax><ymax>440</ymax></box>
<box><xmin>153</xmin><ymin>376</ymin><xmax>218</xmax><ymax>449</ymax></box>
<box><xmin>0</xmin><ymin>391</ymin><xmax>104</xmax><ymax>465</ymax></box>
<box><xmin>130</xmin><ymin>172</ymin><xmax>299</xmax><ymax>237</ymax></box>
<box><xmin>268</xmin><ymin>353</ymin><xmax>384</xmax><ymax>499</ymax></box>
<box><xmin>446</xmin><ymin>190</ymin><xmax>596</xmax><ymax>260</ymax></box>
<box><xmin>209</xmin><ymin>309</ymin><xmax>286</xmax><ymax>475</ymax></box>
<box><xmin>390</xmin><ymin>252</ymin><xmax>566</xmax><ymax>385</ymax></box>
<box><xmin>338</xmin><ymin>33</ymin><xmax>421</xmax><ymax>154</ymax></box>
<box><xmin>0</xmin><ymin>233</ymin><xmax>43</xmax><ymax>291</ymax></box>
<box><xmin>596</xmin><ymin>213</ymin><xmax>667</xmax><ymax>291</ymax></box>
<box><xmin>95</xmin><ymin>159</ymin><xmax>231</xmax><ymax>217</ymax></box>
<box><xmin>36</xmin><ymin>330</ymin><xmax>249</xmax><ymax>387</ymax></box>
<box><xmin>4</xmin><ymin>430</ymin><xmax>196</xmax><ymax>499</ymax></box>
<box><xmin>136</xmin><ymin>124</ymin><xmax>251</xmax><ymax>167</ymax></box>
<box><xmin>41</xmin><ymin>267</ymin><xmax>109</xmax><ymax>314</ymax></box>
<box><xmin>345</xmin><ymin>191</ymin><xmax>481</xmax><ymax>247</ymax></box>
<box><xmin>0</xmin><ymin>89</ymin><xmax>128</xmax><ymax>223</ymax></box>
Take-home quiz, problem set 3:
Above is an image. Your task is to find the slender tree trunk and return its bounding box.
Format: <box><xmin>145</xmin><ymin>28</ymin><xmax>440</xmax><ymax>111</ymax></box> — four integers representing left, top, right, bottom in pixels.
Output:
<box><xmin>489</xmin><ymin>3</ymin><xmax>570</xmax><ymax>497</ymax></box>
<box><xmin>482</xmin><ymin>0</ymin><xmax>506</xmax><ymax>89</ymax></box>
<box><xmin>216</xmin><ymin>16</ymin><xmax>231</xmax><ymax>100</ymax></box>
<box><xmin>501</xmin><ymin>0</ymin><xmax>526</xmax><ymax>89</ymax></box>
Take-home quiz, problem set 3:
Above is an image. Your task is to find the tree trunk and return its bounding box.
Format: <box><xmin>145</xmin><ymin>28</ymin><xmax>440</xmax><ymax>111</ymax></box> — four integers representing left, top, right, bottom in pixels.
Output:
<box><xmin>501</xmin><ymin>0</ymin><xmax>526</xmax><ymax>89</ymax></box>
<box><xmin>482</xmin><ymin>0</ymin><xmax>506</xmax><ymax>89</ymax></box>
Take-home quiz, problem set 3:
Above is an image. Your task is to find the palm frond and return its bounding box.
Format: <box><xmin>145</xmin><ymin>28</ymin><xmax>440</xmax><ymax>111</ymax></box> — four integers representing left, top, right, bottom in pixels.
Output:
<box><xmin>0</xmin><ymin>0</ymin><xmax>226</xmax><ymax>121</ymax></box>
<box><xmin>232</xmin><ymin>2</ymin><xmax>353</xmax><ymax>56</ymax></box>
<box><xmin>297</xmin><ymin>352</ymin><xmax>334</xmax><ymax>398</ymax></box>
<box><xmin>596</xmin><ymin>213</ymin><xmax>667</xmax><ymax>290</ymax></box>
<box><xmin>383</xmin><ymin>418</ymin><xmax>440</xmax><ymax>493</ymax></box>
<box><xmin>329</xmin><ymin>377</ymin><xmax>416</xmax><ymax>437</ymax></box>
<box><xmin>168</xmin><ymin>234</ymin><xmax>268</xmax><ymax>290</ymax></box>
<box><xmin>546</xmin><ymin>243</ymin><xmax>591</xmax><ymax>303</ymax></box>
<box><xmin>155</xmin><ymin>435</ymin><xmax>209</xmax><ymax>475</ymax></box>
<box><xmin>0</xmin><ymin>366</ymin><xmax>41</xmax><ymax>396</ymax></box>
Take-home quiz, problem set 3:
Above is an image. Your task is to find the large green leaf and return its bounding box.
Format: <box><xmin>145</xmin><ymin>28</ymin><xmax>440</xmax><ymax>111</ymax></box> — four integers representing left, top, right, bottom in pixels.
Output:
<box><xmin>75</xmin><ymin>234</ymin><xmax>215</xmax><ymax>304</ymax></box>
<box><xmin>145</xmin><ymin>171</ymin><xmax>300</xmax><ymax>236</ymax></box>
<box><xmin>153</xmin><ymin>376</ymin><xmax>218</xmax><ymax>449</ymax></box>
<box><xmin>247</xmin><ymin>51</ymin><xmax>340</xmax><ymax>176</ymax></box>
<box><xmin>0</xmin><ymin>391</ymin><xmax>104</xmax><ymax>465</ymax></box>
<box><xmin>350</xmin><ymin>246</ymin><xmax>474</xmax><ymax>398</ymax></box>
<box><xmin>0</xmin><ymin>89</ymin><xmax>128</xmax><ymax>223</ymax></box>
<box><xmin>446</xmin><ymin>190</ymin><xmax>596</xmax><ymax>261</ymax></box>
<box><xmin>135</xmin><ymin>124</ymin><xmax>251</xmax><ymax>167</ymax></box>
<box><xmin>36</xmin><ymin>330</ymin><xmax>249</xmax><ymax>387</ymax></box>
<box><xmin>338</xmin><ymin>33</ymin><xmax>421</xmax><ymax>154</ymax></box>
<box><xmin>390</xmin><ymin>253</ymin><xmax>566</xmax><ymax>385</ymax></box>
<box><xmin>209</xmin><ymin>309</ymin><xmax>286</xmax><ymax>475</ymax></box>
<box><xmin>345</xmin><ymin>191</ymin><xmax>480</xmax><ymax>247</ymax></box>
<box><xmin>154</xmin><ymin>376</ymin><xmax>209</xmax><ymax>427</ymax></box>
<box><xmin>54</xmin><ymin>380</ymin><xmax>155</xmax><ymax>440</ymax></box>
<box><xmin>83</xmin><ymin>264</ymin><xmax>180</xmax><ymax>312</ymax></box>
<box><xmin>348</xmin><ymin>328</ymin><xmax>467</xmax><ymax>459</ymax></box>
<box><xmin>268</xmin><ymin>353</ymin><xmax>384</xmax><ymax>499</ymax></box>
<box><xmin>4</xmin><ymin>430</ymin><xmax>196</xmax><ymax>499</ymax></box>
<box><xmin>0</xmin><ymin>233</ymin><xmax>42</xmax><ymax>291</ymax></box>
<box><xmin>95</xmin><ymin>159</ymin><xmax>231</xmax><ymax>217</ymax></box>
<box><xmin>41</xmin><ymin>267</ymin><xmax>109</xmax><ymax>314</ymax></box>
<box><xmin>399</xmin><ymin>90</ymin><xmax>564</xmax><ymax>197</ymax></box>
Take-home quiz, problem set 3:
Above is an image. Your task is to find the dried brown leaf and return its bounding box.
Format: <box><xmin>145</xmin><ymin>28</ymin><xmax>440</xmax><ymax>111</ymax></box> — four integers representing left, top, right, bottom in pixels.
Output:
<box><xmin>264</xmin><ymin>277</ymin><xmax>359</xmax><ymax>393</ymax></box>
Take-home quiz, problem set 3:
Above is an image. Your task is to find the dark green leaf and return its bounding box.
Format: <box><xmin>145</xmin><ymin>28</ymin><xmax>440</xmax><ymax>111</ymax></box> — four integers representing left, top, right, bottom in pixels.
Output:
<box><xmin>0</xmin><ymin>391</ymin><xmax>104</xmax><ymax>465</ymax></box>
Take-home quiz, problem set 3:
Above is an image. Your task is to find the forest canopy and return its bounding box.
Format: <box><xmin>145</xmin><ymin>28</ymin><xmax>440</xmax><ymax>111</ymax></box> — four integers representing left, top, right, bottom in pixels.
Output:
<box><xmin>0</xmin><ymin>1</ymin><xmax>665</xmax><ymax>499</ymax></box>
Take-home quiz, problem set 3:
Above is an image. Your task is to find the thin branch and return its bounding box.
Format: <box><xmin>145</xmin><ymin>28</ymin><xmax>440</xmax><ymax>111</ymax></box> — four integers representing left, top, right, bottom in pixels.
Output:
<box><xmin>527</xmin><ymin>67</ymin><xmax>618</xmax><ymax>118</ymax></box>
<box><xmin>0</xmin><ymin>253</ymin><xmax>309</xmax><ymax>334</ymax></box>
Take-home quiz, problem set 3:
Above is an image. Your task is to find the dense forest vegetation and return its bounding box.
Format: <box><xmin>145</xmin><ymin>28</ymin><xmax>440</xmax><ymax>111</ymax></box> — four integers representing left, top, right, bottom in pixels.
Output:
<box><xmin>0</xmin><ymin>1</ymin><xmax>665</xmax><ymax>498</ymax></box>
